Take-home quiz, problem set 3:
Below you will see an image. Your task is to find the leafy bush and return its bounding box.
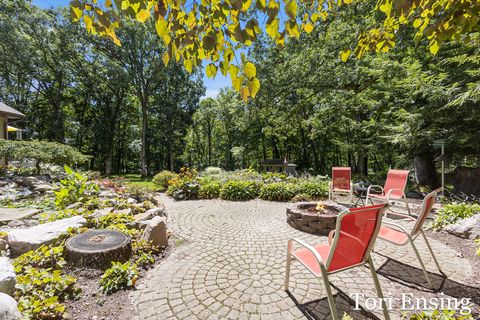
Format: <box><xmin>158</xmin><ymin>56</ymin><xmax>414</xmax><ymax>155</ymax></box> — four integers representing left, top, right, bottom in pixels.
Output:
<box><xmin>152</xmin><ymin>170</ymin><xmax>178</xmax><ymax>190</ymax></box>
<box><xmin>39</xmin><ymin>209</ymin><xmax>84</xmax><ymax>223</ymax></box>
<box><xmin>298</xmin><ymin>181</ymin><xmax>329</xmax><ymax>199</ymax></box>
<box><xmin>205</xmin><ymin>166</ymin><xmax>222</xmax><ymax>175</ymax></box>
<box><xmin>402</xmin><ymin>309</ymin><xmax>473</xmax><ymax>319</ymax></box>
<box><xmin>15</xmin><ymin>267</ymin><xmax>80</xmax><ymax>319</ymax></box>
<box><xmin>14</xmin><ymin>245</ymin><xmax>66</xmax><ymax>274</ymax></box>
<box><xmin>100</xmin><ymin>261</ymin><xmax>139</xmax><ymax>294</ymax></box>
<box><xmin>220</xmin><ymin>180</ymin><xmax>259</xmax><ymax>201</ymax></box>
<box><xmin>54</xmin><ymin>165</ymin><xmax>99</xmax><ymax>209</ymax></box>
<box><xmin>259</xmin><ymin>183</ymin><xmax>296</xmax><ymax>201</ymax></box>
<box><xmin>132</xmin><ymin>239</ymin><xmax>160</xmax><ymax>268</ymax></box>
<box><xmin>0</xmin><ymin>139</ymin><xmax>90</xmax><ymax>173</ymax></box>
<box><xmin>292</xmin><ymin>193</ymin><xmax>313</xmax><ymax>202</ymax></box>
<box><xmin>429</xmin><ymin>202</ymin><xmax>480</xmax><ymax>230</ymax></box>
<box><xmin>167</xmin><ymin>179</ymin><xmax>200</xmax><ymax>200</ymax></box>
<box><xmin>198</xmin><ymin>178</ymin><xmax>222</xmax><ymax>199</ymax></box>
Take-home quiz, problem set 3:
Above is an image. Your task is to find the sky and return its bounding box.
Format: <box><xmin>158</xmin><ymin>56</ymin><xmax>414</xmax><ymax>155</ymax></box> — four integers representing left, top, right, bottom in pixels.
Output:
<box><xmin>32</xmin><ymin>0</ymin><xmax>230</xmax><ymax>98</ymax></box>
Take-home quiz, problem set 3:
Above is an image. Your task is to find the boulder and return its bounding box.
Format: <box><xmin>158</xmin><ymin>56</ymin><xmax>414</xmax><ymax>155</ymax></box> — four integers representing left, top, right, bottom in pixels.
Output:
<box><xmin>0</xmin><ymin>258</ymin><xmax>15</xmax><ymax>296</ymax></box>
<box><xmin>7</xmin><ymin>216</ymin><xmax>87</xmax><ymax>254</ymax></box>
<box><xmin>98</xmin><ymin>190</ymin><xmax>117</xmax><ymax>198</ymax></box>
<box><xmin>0</xmin><ymin>293</ymin><xmax>22</xmax><ymax>320</ymax></box>
<box><xmin>33</xmin><ymin>184</ymin><xmax>53</xmax><ymax>193</ymax></box>
<box><xmin>7</xmin><ymin>220</ymin><xmax>24</xmax><ymax>228</ymax></box>
<box><xmin>114</xmin><ymin>208</ymin><xmax>132</xmax><ymax>216</ymax></box>
<box><xmin>0</xmin><ymin>208</ymin><xmax>41</xmax><ymax>225</ymax></box>
<box><xmin>13</xmin><ymin>176</ymin><xmax>37</xmax><ymax>188</ymax></box>
<box><xmin>0</xmin><ymin>239</ymin><xmax>7</xmax><ymax>251</ymax></box>
<box><xmin>67</xmin><ymin>202</ymin><xmax>83</xmax><ymax>209</ymax></box>
<box><xmin>444</xmin><ymin>214</ymin><xmax>480</xmax><ymax>239</ymax></box>
<box><xmin>92</xmin><ymin>207</ymin><xmax>114</xmax><ymax>219</ymax></box>
<box><xmin>141</xmin><ymin>216</ymin><xmax>168</xmax><ymax>248</ymax></box>
<box><xmin>127</xmin><ymin>198</ymin><xmax>137</xmax><ymax>204</ymax></box>
<box><xmin>134</xmin><ymin>206</ymin><xmax>165</xmax><ymax>222</ymax></box>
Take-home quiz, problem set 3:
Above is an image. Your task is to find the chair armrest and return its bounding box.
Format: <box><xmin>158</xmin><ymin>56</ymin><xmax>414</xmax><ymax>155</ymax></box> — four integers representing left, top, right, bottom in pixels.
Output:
<box><xmin>328</xmin><ymin>230</ymin><xmax>335</xmax><ymax>245</ymax></box>
<box><xmin>288</xmin><ymin>238</ymin><xmax>325</xmax><ymax>267</ymax></box>
<box><xmin>367</xmin><ymin>185</ymin><xmax>384</xmax><ymax>195</ymax></box>
<box><xmin>381</xmin><ymin>221</ymin><xmax>411</xmax><ymax>236</ymax></box>
<box><xmin>386</xmin><ymin>188</ymin><xmax>405</xmax><ymax>200</ymax></box>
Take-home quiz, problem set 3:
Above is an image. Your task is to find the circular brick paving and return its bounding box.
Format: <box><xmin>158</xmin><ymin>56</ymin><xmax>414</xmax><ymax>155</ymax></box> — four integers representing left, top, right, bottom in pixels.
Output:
<box><xmin>131</xmin><ymin>196</ymin><xmax>474</xmax><ymax>320</ymax></box>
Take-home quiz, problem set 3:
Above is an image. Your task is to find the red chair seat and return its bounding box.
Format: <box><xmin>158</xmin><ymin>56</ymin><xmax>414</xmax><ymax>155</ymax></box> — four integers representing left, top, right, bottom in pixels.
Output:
<box><xmin>292</xmin><ymin>244</ymin><xmax>331</xmax><ymax>275</ymax></box>
<box><xmin>378</xmin><ymin>226</ymin><xmax>409</xmax><ymax>245</ymax></box>
<box><xmin>369</xmin><ymin>193</ymin><xmax>402</xmax><ymax>200</ymax></box>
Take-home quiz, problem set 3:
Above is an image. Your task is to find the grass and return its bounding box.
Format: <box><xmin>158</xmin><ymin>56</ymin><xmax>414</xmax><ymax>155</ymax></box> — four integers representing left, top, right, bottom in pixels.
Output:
<box><xmin>112</xmin><ymin>174</ymin><xmax>158</xmax><ymax>191</ymax></box>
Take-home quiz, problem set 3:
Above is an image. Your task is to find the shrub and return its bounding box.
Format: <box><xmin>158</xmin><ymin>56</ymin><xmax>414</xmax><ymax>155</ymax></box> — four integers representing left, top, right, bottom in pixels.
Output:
<box><xmin>198</xmin><ymin>178</ymin><xmax>222</xmax><ymax>199</ymax></box>
<box><xmin>152</xmin><ymin>170</ymin><xmax>178</xmax><ymax>190</ymax></box>
<box><xmin>205</xmin><ymin>167</ymin><xmax>222</xmax><ymax>175</ymax></box>
<box><xmin>292</xmin><ymin>193</ymin><xmax>313</xmax><ymax>202</ymax></box>
<box><xmin>402</xmin><ymin>309</ymin><xmax>473</xmax><ymax>319</ymax></box>
<box><xmin>429</xmin><ymin>202</ymin><xmax>480</xmax><ymax>230</ymax></box>
<box><xmin>259</xmin><ymin>183</ymin><xmax>296</xmax><ymax>201</ymax></box>
<box><xmin>54</xmin><ymin>165</ymin><xmax>99</xmax><ymax>209</ymax></box>
<box><xmin>167</xmin><ymin>179</ymin><xmax>200</xmax><ymax>200</ymax></box>
<box><xmin>15</xmin><ymin>267</ymin><xmax>80</xmax><ymax>319</ymax></box>
<box><xmin>100</xmin><ymin>261</ymin><xmax>139</xmax><ymax>294</ymax></box>
<box><xmin>0</xmin><ymin>139</ymin><xmax>90</xmax><ymax>173</ymax></box>
<box><xmin>298</xmin><ymin>181</ymin><xmax>329</xmax><ymax>199</ymax></box>
<box><xmin>220</xmin><ymin>180</ymin><xmax>259</xmax><ymax>201</ymax></box>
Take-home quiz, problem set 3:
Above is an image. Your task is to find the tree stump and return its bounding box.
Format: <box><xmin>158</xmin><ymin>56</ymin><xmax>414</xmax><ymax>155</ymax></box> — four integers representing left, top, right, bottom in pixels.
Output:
<box><xmin>65</xmin><ymin>230</ymin><xmax>132</xmax><ymax>269</ymax></box>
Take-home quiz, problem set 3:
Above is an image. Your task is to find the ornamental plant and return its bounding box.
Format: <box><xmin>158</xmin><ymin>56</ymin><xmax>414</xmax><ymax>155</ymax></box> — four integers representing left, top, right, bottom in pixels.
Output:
<box><xmin>152</xmin><ymin>170</ymin><xmax>178</xmax><ymax>190</ymax></box>
<box><xmin>100</xmin><ymin>261</ymin><xmax>139</xmax><ymax>294</ymax></box>
<box><xmin>54</xmin><ymin>165</ymin><xmax>99</xmax><ymax>209</ymax></box>
<box><xmin>220</xmin><ymin>180</ymin><xmax>259</xmax><ymax>201</ymax></box>
<box><xmin>429</xmin><ymin>203</ymin><xmax>480</xmax><ymax>231</ymax></box>
<box><xmin>259</xmin><ymin>182</ymin><xmax>296</xmax><ymax>201</ymax></box>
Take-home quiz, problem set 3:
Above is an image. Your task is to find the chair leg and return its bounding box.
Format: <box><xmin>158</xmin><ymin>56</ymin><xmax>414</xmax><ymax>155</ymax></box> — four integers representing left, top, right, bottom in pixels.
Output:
<box><xmin>320</xmin><ymin>271</ymin><xmax>339</xmax><ymax>320</ymax></box>
<box><xmin>409</xmin><ymin>239</ymin><xmax>434</xmax><ymax>289</ymax></box>
<box><xmin>285</xmin><ymin>245</ymin><xmax>292</xmax><ymax>291</ymax></box>
<box><xmin>367</xmin><ymin>257</ymin><xmax>391</xmax><ymax>320</ymax></box>
<box><xmin>420</xmin><ymin>231</ymin><xmax>446</xmax><ymax>276</ymax></box>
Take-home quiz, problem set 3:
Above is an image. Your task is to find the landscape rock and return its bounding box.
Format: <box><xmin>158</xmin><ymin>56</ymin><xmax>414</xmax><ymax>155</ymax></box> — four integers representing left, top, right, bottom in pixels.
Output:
<box><xmin>7</xmin><ymin>220</ymin><xmax>24</xmax><ymax>228</ymax></box>
<box><xmin>141</xmin><ymin>216</ymin><xmax>168</xmax><ymax>247</ymax></box>
<box><xmin>0</xmin><ymin>239</ymin><xmax>7</xmax><ymax>251</ymax></box>
<box><xmin>134</xmin><ymin>206</ymin><xmax>165</xmax><ymax>222</ymax></box>
<box><xmin>67</xmin><ymin>202</ymin><xmax>83</xmax><ymax>209</ymax></box>
<box><xmin>14</xmin><ymin>176</ymin><xmax>37</xmax><ymax>188</ymax></box>
<box><xmin>114</xmin><ymin>208</ymin><xmax>132</xmax><ymax>216</ymax></box>
<box><xmin>23</xmin><ymin>219</ymin><xmax>39</xmax><ymax>227</ymax></box>
<box><xmin>0</xmin><ymin>293</ymin><xmax>22</xmax><ymax>320</ymax></box>
<box><xmin>92</xmin><ymin>207</ymin><xmax>114</xmax><ymax>219</ymax></box>
<box><xmin>0</xmin><ymin>258</ymin><xmax>16</xmax><ymax>296</ymax></box>
<box><xmin>7</xmin><ymin>216</ymin><xmax>87</xmax><ymax>254</ymax></box>
<box><xmin>127</xmin><ymin>198</ymin><xmax>137</xmax><ymax>204</ymax></box>
<box><xmin>33</xmin><ymin>184</ymin><xmax>53</xmax><ymax>193</ymax></box>
<box><xmin>98</xmin><ymin>190</ymin><xmax>117</xmax><ymax>198</ymax></box>
<box><xmin>0</xmin><ymin>208</ymin><xmax>41</xmax><ymax>225</ymax></box>
<box><xmin>445</xmin><ymin>214</ymin><xmax>480</xmax><ymax>239</ymax></box>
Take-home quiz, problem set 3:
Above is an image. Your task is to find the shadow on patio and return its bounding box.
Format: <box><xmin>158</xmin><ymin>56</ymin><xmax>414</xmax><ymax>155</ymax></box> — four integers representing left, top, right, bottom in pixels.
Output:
<box><xmin>377</xmin><ymin>258</ymin><xmax>480</xmax><ymax>305</ymax></box>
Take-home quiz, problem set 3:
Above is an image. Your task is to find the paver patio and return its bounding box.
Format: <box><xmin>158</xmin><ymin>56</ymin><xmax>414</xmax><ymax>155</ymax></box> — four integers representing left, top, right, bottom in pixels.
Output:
<box><xmin>131</xmin><ymin>195</ymin><xmax>475</xmax><ymax>320</ymax></box>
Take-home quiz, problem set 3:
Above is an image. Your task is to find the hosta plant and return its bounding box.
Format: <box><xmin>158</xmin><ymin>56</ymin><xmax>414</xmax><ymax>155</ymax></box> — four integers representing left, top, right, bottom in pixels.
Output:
<box><xmin>429</xmin><ymin>203</ymin><xmax>480</xmax><ymax>230</ymax></box>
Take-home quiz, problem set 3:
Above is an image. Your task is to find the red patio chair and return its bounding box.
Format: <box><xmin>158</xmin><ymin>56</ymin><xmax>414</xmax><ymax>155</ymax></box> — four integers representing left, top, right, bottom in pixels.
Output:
<box><xmin>366</xmin><ymin>169</ymin><xmax>412</xmax><ymax>215</ymax></box>
<box><xmin>285</xmin><ymin>204</ymin><xmax>390</xmax><ymax>320</ymax></box>
<box><xmin>377</xmin><ymin>188</ymin><xmax>444</xmax><ymax>289</ymax></box>
<box><xmin>328</xmin><ymin>167</ymin><xmax>353</xmax><ymax>204</ymax></box>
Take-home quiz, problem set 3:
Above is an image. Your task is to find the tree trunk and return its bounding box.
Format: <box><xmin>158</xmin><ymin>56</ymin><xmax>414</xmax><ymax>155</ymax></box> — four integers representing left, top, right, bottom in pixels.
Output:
<box><xmin>140</xmin><ymin>98</ymin><xmax>148</xmax><ymax>177</ymax></box>
<box><xmin>357</xmin><ymin>151</ymin><xmax>368</xmax><ymax>176</ymax></box>
<box><xmin>414</xmin><ymin>153</ymin><xmax>439</xmax><ymax>188</ymax></box>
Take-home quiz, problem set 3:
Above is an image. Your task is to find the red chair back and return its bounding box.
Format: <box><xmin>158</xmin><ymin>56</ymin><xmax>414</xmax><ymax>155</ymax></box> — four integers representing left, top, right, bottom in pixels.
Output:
<box><xmin>411</xmin><ymin>188</ymin><xmax>442</xmax><ymax>237</ymax></box>
<box><xmin>332</xmin><ymin>167</ymin><xmax>351</xmax><ymax>191</ymax></box>
<box><xmin>326</xmin><ymin>204</ymin><xmax>387</xmax><ymax>272</ymax></box>
<box><xmin>383</xmin><ymin>169</ymin><xmax>409</xmax><ymax>199</ymax></box>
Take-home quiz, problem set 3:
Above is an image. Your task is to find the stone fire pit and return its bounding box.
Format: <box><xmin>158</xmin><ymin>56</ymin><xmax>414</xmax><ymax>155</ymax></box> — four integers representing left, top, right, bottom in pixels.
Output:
<box><xmin>286</xmin><ymin>202</ymin><xmax>347</xmax><ymax>236</ymax></box>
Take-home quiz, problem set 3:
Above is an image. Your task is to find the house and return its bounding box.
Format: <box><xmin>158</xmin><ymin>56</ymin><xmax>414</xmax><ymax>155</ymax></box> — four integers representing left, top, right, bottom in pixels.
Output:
<box><xmin>260</xmin><ymin>158</ymin><xmax>297</xmax><ymax>176</ymax></box>
<box><xmin>0</xmin><ymin>102</ymin><xmax>25</xmax><ymax>140</ymax></box>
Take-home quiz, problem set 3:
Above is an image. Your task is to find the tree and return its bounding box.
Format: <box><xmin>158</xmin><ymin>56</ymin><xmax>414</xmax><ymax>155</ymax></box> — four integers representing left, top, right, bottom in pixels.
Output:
<box><xmin>71</xmin><ymin>0</ymin><xmax>480</xmax><ymax>99</ymax></box>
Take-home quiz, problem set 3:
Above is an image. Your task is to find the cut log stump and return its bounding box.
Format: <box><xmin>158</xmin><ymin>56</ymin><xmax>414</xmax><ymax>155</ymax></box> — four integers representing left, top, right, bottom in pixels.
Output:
<box><xmin>65</xmin><ymin>229</ymin><xmax>132</xmax><ymax>269</ymax></box>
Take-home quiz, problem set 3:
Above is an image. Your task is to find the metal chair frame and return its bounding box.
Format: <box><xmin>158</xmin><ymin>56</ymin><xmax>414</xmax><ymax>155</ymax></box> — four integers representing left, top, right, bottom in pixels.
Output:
<box><xmin>285</xmin><ymin>205</ymin><xmax>391</xmax><ymax>320</ymax></box>
<box><xmin>366</xmin><ymin>169</ymin><xmax>412</xmax><ymax>215</ymax></box>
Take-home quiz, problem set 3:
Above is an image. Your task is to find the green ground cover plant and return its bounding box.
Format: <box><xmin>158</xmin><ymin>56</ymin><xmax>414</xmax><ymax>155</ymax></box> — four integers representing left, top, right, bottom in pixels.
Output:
<box><xmin>429</xmin><ymin>203</ymin><xmax>480</xmax><ymax>230</ymax></box>
<box><xmin>99</xmin><ymin>261</ymin><xmax>139</xmax><ymax>294</ymax></box>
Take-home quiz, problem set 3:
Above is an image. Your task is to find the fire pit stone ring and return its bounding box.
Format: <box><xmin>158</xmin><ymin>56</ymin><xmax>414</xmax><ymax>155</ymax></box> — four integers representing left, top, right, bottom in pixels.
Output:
<box><xmin>286</xmin><ymin>201</ymin><xmax>348</xmax><ymax>236</ymax></box>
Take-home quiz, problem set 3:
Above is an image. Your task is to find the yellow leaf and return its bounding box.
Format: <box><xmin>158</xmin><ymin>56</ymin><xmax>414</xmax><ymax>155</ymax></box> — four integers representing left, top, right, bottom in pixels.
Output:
<box><xmin>184</xmin><ymin>59</ymin><xmax>193</xmax><ymax>73</ymax></box>
<box><xmin>241</xmin><ymin>0</ymin><xmax>252</xmax><ymax>12</ymax></box>
<box><xmin>155</xmin><ymin>17</ymin><xmax>168</xmax><ymax>37</ymax></box>
<box><xmin>413</xmin><ymin>18</ymin><xmax>422</xmax><ymax>28</ymax></box>
<box><xmin>244</xmin><ymin>62</ymin><xmax>256</xmax><ymax>79</ymax></box>
<box><xmin>340</xmin><ymin>49</ymin><xmax>351</xmax><ymax>62</ymax></box>
<box><xmin>241</xmin><ymin>86</ymin><xmax>250</xmax><ymax>101</ymax></box>
<box><xmin>105</xmin><ymin>0</ymin><xmax>112</xmax><ymax>7</ymax></box>
<box><xmin>206</xmin><ymin>63</ymin><xmax>217</xmax><ymax>78</ymax></box>
<box><xmin>136</xmin><ymin>9</ymin><xmax>150</xmax><ymax>22</ymax></box>
<box><xmin>430</xmin><ymin>40</ymin><xmax>440</xmax><ymax>55</ymax></box>
<box><xmin>304</xmin><ymin>22</ymin><xmax>314</xmax><ymax>33</ymax></box>
<box><xmin>70</xmin><ymin>5</ymin><xmax>83</xmax><ymax>21</ymax></box>
<box><xmin>256</xmin><ymin>0</ymin><xmax>266</xmax><ymax>10</ymax></box>
<box><xmin>162</xmin><ymin>52</ymin><xmax>170</xmax><ymax>65</ymax></box>
<box><xmin>266</xmin><ymin>18</ymin><xmax>279</xmax><ymax>38</ymax></box>
<box><xmin>248</xmin><ymin>78</ymin><xmax>260</xmax><ymax>98</ymax></box>
<box><xmin>285</xmin><ymin>0</ymin><xmax>297</xmax><ymax>20</ymax></box>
